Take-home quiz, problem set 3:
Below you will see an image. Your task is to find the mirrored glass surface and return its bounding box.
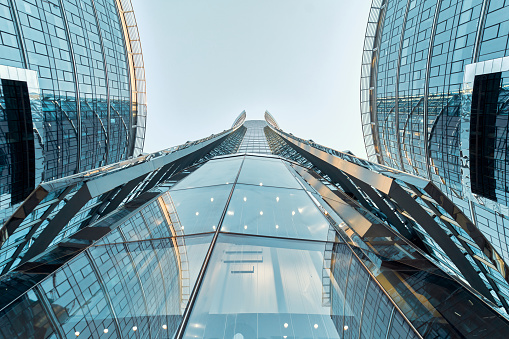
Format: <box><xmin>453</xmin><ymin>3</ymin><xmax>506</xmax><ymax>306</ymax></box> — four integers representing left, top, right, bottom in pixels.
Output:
<box><xmin>36</xmin><ymin>234</ymin><xmax>212</xmax><ymax>339</ymax></box>
<box><xmin>184</xmin><ymin>234</ymin><xmax>410</xmax><ymax>339</ymax></box>
<box><xmin>237</xmin><ymin>157</ymin><xmax>302</xmax><ymax>189</ymax></box>
<box><xmin>0</xmin><ymin>289</ymin><xmax>57</xmax><ymax>339</ymax></box>
<box><xmin>221</xmin><ymin>184</ymin><xmax>331</xmax><ymax>241</ymax></box>
<box><xmin>185</xmin><ymin>234</ymin><xmax>342</xmax><ymax>339</ymax></box>
<box><xmin>169</xmin><ymin>185</ymin><xmax>232</xmax><ymax>235</ymax></box>
<box><xmin>172</xmin><ymin>157</ymin><xmax>243</xmax><ymax>190</ymax></box>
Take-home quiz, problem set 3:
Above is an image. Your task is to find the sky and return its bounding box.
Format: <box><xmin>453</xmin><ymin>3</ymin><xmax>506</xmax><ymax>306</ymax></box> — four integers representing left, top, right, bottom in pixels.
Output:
<box><xmin>131</xmin><ymin>0</ymin><xmax>373</xmax><ymax>158</ymax></box>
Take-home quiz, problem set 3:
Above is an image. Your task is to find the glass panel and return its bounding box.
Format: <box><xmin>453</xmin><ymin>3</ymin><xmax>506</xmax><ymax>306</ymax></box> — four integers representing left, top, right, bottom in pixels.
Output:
<box><xmin>221</xmin><ymin>184</ymin><xmax>331</xmax><ymax>241</ymax></box>
<box><xmin>184</xmin><ymin>234</ymin><xmax>348</xmax><ymax>339</ymax></box>
<box><xmin>237</xmin><ymin>157</ymin><xmax>302</xmax><ymax>189</ymax></box>
<box><xmin>359</xmin><ymin>280</ymin><xmax>394</xmax><ymax>338</ymax></box>
<box><xmin>39</xmin><ymin>254</ymin><xmax>119</xmax><ymax>338</ymax></box>
<box><xmin>172</xmin><ymin>157</ymin><xmax>243</xmax><ymax>190</ymax></box>
<box><xmin>387</xmin><ymin>311</ymin><xmax>419</xmax><ymax>339</ymax></box>
<box><xmin>169</xmin><ymin>185</ymin><xmax>232</xmax><ymax>235</ymax></box>
<box><xmin>36</xmin><ymin>234</ymin><xmax>212</xmax><ymax>339</ymax></box>
<box><xmin>0</xmin><ymin>290</ymin><xmax>56</xmax><ymax>339</ymax></box>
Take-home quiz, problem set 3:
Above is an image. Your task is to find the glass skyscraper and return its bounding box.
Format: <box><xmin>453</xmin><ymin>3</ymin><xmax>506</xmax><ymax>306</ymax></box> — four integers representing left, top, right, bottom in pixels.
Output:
<box><xmin>0</xmin><ymin>0</ymin><xmax>146</xmax><ymax>223</ymax></box>
<box><xmin>1</xmin><ymin>112</ymin><xmax>509</xmax><ymax>338</ymax></box>
<box><xmin>361</xmin><ymin>0</ymin><xmax>509</xmax><ymax>262</ymax></box>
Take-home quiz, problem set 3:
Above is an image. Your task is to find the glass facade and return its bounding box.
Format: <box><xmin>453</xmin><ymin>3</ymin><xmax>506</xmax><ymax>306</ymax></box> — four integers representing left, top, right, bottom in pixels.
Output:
<box><xmin>1</xmin><ymin>114</ymin><xmax>509</xmax><ymax>338</ymax></box>
<box><xmin>361</xmin><ymin>0</ymin><xmax>509</xmax><ymax>263</ymax></box>
<box><xmin>0</xmin><ymin>0</ymin><xmax>146</xmax><ymax>225</ymax></box>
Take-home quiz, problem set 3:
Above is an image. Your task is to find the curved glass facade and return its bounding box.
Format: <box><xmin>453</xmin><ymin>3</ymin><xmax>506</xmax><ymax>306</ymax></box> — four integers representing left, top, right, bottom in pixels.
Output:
<box><xmin>0</xmin><ymin>0</ymin><xmax>146</xmax><ymax>221</ymax></box>
<box><xmin>1</xmin><ymin>114</ymin><xmax>509</xmax><ymax>338</ymax></box>
<box><xmin>361</xmin><ymin>0</ymin><xmax>509</xmax><ymax>262</ymax></box>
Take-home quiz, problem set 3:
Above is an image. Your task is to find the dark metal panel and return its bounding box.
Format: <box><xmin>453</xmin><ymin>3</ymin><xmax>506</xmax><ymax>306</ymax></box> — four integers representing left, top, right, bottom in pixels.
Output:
<box><xmin>98</xmin><ymin>174</ymin><xmax>149</xmax><ymax>218</ymax></box>
<box><xmin>388</xmin><ymin>183</ymin><xmax>495</xmax><ymax>301</ymax></box>
<box><xmin>19</xmin><ymin>185</ymin><xmax>92</xmax><ymax>265</ymax></box>
<box><xmin>70</xmin><ymin>227</ymin><xmax>111</xmax><ymax>241</ymax></box>
<box><xmin>281</xmin><ymin>133</ymin><xmax>496</xmax><ymax>302</ymax></box>
<box><xmin>2</xmin><ymin>186</ymin><xmax>48</xmax><ymax>245</ymax></box>
<box><xmin>1</xmin><ymin>186</ymin><xmax>74</xmax><ymax>275</ymax></box>
<box><xmin>349</xmin><ymin>176</ymin><xmax>418</xmax><ymax>244</ymax></box>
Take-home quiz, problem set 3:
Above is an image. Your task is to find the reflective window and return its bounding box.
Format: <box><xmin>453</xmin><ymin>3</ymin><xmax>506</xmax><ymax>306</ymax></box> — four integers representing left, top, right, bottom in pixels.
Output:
<box><xmin>34</xmin><ymin>234</ymin><xmax>212</xmax><ymax>339</ymax></box>
<box><xmin>185</xmin><ymin>234</ymin><xmax>343</xmax><ymax>339</ymax></box>
<box><xmin>170</xmin><ymin>185</ymin><xmax>232</xmax><ymax>235</ymax></box>
<box><xmin>173</xmin><ymin>157</ymin><xmax>243</xmax><ymax>190</ymax></box>
<box><xmin>184</xmin><ymin>234</ymin><xmax>419</xmax><ymax>339</ymax></box>
<box><xmin>0</xmin><ymin>289</ymin><xmax>57</xmax><ymax>338</ymax></box>
<box><xmin>221</xmin><ymin>184</ymin><xmax>331</xmax><ymax>241</ymax></box>
<box><xmin>237</xmin><ymin>156</ymin><xmax>301</xmax><ymax>189</ymax></box>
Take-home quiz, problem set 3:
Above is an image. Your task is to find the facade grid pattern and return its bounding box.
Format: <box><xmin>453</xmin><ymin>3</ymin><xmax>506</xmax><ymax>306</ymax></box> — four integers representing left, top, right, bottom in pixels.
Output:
<box><xmin>362</xmin><ymin>0</ymin><xmax>509</xmax><ymax>264</ymax></box>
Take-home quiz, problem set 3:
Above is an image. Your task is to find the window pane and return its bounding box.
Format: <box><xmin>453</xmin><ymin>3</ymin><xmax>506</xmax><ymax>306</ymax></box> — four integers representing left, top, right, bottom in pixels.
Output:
<box><xmin>221</xmin><ymin>184</ymin><xmax>331</xmax><ymax>241</ymax></box>
<box><xmin>237</xmin><ymin>157</ymin><xmax>301</xmax><ymax>189</ymax></box>
<box><xmin>169</xmin><ymin>185</ymin><xmax>232</xmax><ymax>234</ymax></box>
<box><xmin>185</xmin><ymin>234</ymin><xmax>346</xmax><ymax>339</ymax></box>
<box><xmin>173</xmin><ymin>157</ymin><xmax>243</xmax><ymax>190</ymax></box>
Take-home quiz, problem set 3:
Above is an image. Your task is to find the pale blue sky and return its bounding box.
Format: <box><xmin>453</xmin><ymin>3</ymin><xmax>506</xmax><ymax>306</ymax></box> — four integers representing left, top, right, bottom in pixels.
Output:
<box><xmin>132</xmin><ymin>0</ymin><xmax>373</xmax><ymax>158</ymax></box>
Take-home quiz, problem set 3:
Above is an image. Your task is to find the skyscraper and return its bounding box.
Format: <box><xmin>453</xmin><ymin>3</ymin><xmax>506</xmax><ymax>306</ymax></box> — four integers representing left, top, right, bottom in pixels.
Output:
<box><xmin>361</xmin><ymin>0</ymin><xmax>509</xmax><ymax>262</ymax></box>
<box><xmin>1</xmin><ymin>112</ymin><xmax>509</xmax><ymax>338</ymax></box>
<box><xmin>0</xmin><ymin>0</ymin><xmax>146</xmax><ymax>223</ymax></box>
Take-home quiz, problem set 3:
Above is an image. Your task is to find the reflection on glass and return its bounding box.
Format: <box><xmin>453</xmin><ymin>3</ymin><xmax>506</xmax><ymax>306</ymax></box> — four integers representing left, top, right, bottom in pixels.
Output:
<box><xmin>34</xmin><ymin>234</ymin><xmax>212</xmax><ymax>339</ymax></box>
<box><xmin>222</xmin><ymin>184</ymin><xmax>331</xmax><ymax>241</ymax></box>
<box><xmin>170</xmin><ymin>185</ymin><xmax>232</xmax><ymax>234</ymax></box>
<box><xmin>237</xmin><ymin>157</ymin><xmax>302</xmax><ymax>189</ymax></box>
<box><xmin>0</xmin><ymin>289</ymin><xmax>56</xmax><ymax>338</ymax></box>
<box><xmin>185</xmin><ymin>234</ymin><xmax>414</xmax><ymax>339</ymax></box>
<box><xmin>172</xmin><ymin>157</ymin><xmax>243</xmax><ymax>190</ymax></box>
<box><xmin>185</xmin><ymin>234</ymin><xmax>342</xmax><ymax>338</ymax></box>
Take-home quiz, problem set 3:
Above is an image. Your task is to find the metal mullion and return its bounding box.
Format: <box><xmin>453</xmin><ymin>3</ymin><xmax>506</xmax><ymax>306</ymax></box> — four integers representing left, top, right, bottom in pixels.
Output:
<box><xmin>84</xmin><ymin>250</ymin><xmax>123</xmax><ymax>338</ymax></box>
<box><xmin>117</xmin><ymin>227</ymin><xmax>153</xmax><ymax>338</ymax></box>
<box><xmin>358</xmin><ymin>278</ymin><xmax>371</xmax><ymax>338</ymax></box>
<box><xmin>91</xmin><ymin>231</ymin><xmax>216</xmax><ymax>247</ymax></box>
<box><xmin>473</xmin><ymin>0</ymin><xmax>491</xmax><ymax>63</ymax></box>
<box><xmin>56</xmin><ymin>0</ymin><xmax>82</xmax><ymax>172</ymax></box>
<box><xmin>6</xmin><ymin>0</ymin><xmax>28</xmax><ymax>68</ymax></box>
<box><xmin>175</xmin><ymin>156</ymin><xmax>246</xmax><ymax>339</ymax></box>
<box><xmin>139</xmin><ymin>208</ymin><xmax>171</xmax><ymax>325</ymax></box>
<box><xmin>33</xmin><ymin>285</ymin><xmax>65</xmax><ymax>339</ymax></box>
<box><xmin>423</xmin><ymin>0</ymin><xmax>443</xmax><ymax>180</ymax></box>
<box><xmin>394</xmin><ymin>0</ymin><xmax>413</xmax><ymax>171</ymax></box>
<box><xmin>385</xmin><ymin>308</ymin><xmax>396</xmax><ymax>339</ymax></box>
<box><xmin>341</xmin><ymin>253</ymin><xmax>353</xmax><ymax>338</ymax></box>
<box><xmin>90</xmin><ymin>0</ymin><xmax>112</xmax><ymax>163</ymax></box>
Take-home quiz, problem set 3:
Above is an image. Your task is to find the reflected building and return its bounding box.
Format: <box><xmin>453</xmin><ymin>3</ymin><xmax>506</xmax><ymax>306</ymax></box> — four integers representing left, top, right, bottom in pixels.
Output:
<box><xmin>1</xmin><ymin>112</ymin><xmax>509</xmax><ymax>337</ymax></box>
<box><xmin>361</xmin><ymin>0</ymin><xmax>509</xmax><ymax>262</ymax></box>
<box><xmin>0</xmin><ymin>0</ymin><xmax>146</xmax><ymax>224</ymax></box>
